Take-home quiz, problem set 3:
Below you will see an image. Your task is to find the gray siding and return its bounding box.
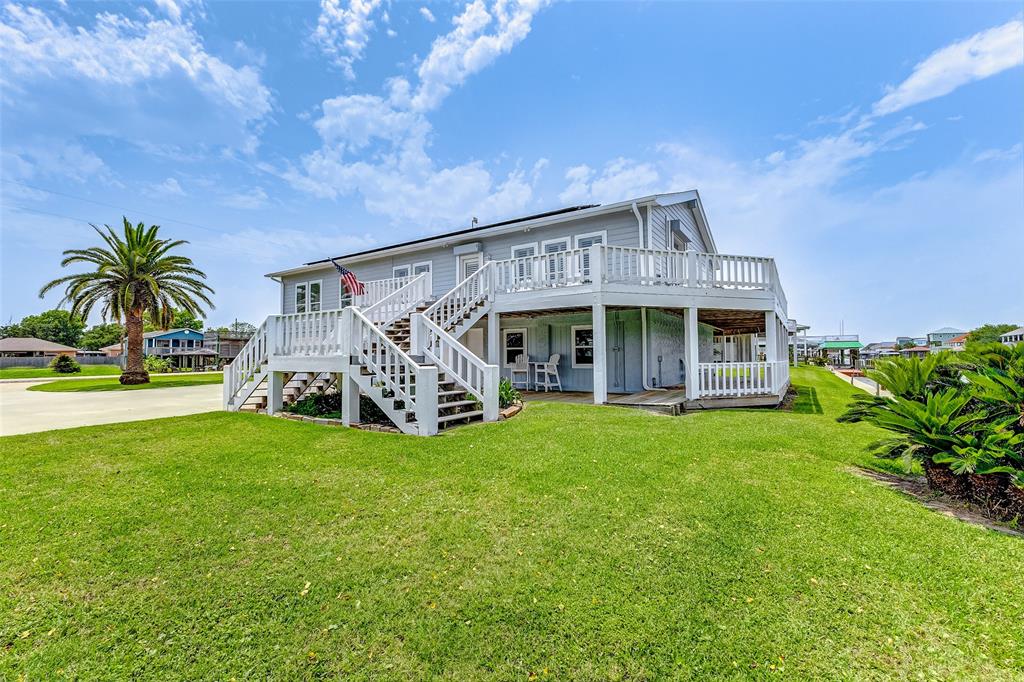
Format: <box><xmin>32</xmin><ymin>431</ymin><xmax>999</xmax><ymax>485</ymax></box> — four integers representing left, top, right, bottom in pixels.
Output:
<box><xmin>279</xmin><ymin>208</ymin><xmax>643</xmax><ymax>313</ymax></box>
<box><xmin>650</xmin><ymin>203</ymin><xmax>707</xmax><ymax>252</ymax></box>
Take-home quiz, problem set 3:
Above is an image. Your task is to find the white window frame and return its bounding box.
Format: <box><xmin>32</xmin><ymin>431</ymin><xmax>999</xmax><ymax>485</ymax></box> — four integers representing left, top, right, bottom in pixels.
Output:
<box><xmin>412</xmin><ymin>261</ymin><xmax>432</xmax><ymax>275</ymax></box>
<box><xmin>571</xmin><ymin>324</ymin><xmax>594</xmax><ymax>368</ymax></box>
<box><xmin>510</xmin><ymin>242</ymin><xmax>539</xmax><ymax>282</ymax></box>
<box><xmin>294</xmin><ymin>279</ymin><xmax>323</xmax><ymax>313</ymax></box>
<box><xmin>392</xmin><ymin>264</ymin><xmax>412</xmax><ymax>279</ymax></box>
<box><xmin>573</xmin><ymin>230</ymin><xmax>607</xmax><ymax>250</ymax></box>
<box><xmin>540</xmin><ymin>237</ymin><xmax>570</xmax><ymax>282</ymax></box>
<box><xmin>502</xmin><ymin>327</ymin><xmax>528</xmax><ymax>368</ymax></box>
<box><xmin>540</xmin><ymin>237</ymin><xmax>570</xmax><ymax>253</ymax></box>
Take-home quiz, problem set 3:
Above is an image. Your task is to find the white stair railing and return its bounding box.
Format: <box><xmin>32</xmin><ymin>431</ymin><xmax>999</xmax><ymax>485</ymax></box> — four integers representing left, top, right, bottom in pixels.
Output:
<box><xmin>361</xmin><ymin>272</ymin><xmax>431</xmax><ymax>328</ymax></box>
<box><xmin>223</xmin><ymin>319</ymin><xmax>268</xmax><ymax>409</ymax></box>
<box><xmin>411</xmin><ymin>313</ymin><xmax>499</xmax><ymax>422</ymax></box>
<box><xmin>350</xmin><ymin>307</ymin><xmax>438</xmax><ymax>435</ymax></box>
<box><xmin>424</xmin><ymin>261</ymin><xmax>494</xmax><ymax>331</ymax></box>
<box><xmin>352</xmin><ymin>275</ymin><xmax>412</xmax><ymax>308</ymax></box>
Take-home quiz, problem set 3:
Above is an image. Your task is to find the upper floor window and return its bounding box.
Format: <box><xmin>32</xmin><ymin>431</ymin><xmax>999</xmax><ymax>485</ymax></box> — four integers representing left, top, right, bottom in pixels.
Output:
<box><xmin>393</xmin><ymin>265</ymin><xmax>412</xmax><ymax>279</ymax></box>
<box><xmin>413</xmin><ymin>262</ymin><xmax>432</xmax><ymax>276</ymax></box>
<box><xmin>295</xmin><ymin>280</ymin><xmax>322</xmax><ymax>313</ymax></box>
<box><xmin>574</xmin><ymin>231</ymin><xmax>606</xmax><ymax>277</ymax></box>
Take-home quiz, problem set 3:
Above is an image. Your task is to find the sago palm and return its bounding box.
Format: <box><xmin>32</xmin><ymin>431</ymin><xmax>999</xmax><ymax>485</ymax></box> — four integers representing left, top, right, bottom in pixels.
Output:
<box><xmin>39</xmin><ymin>218</ymin><xmax>214</xmax><ymax>384</ymax></box>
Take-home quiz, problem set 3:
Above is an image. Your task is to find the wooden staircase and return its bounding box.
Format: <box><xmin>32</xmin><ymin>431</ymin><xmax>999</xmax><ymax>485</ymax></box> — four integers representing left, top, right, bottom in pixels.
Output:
<box><xmin>236</xmin><ymin>371</ymin><xmax>337</xmax><ymax>413</ymax></box>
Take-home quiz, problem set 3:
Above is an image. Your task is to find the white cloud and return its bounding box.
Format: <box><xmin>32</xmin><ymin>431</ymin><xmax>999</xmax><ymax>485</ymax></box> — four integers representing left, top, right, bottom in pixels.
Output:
<box><xmin>0</xmin><ymin>4</ymin><xmax>272</xmax><ymax>126</ymax></box>
<box><xmin>147</xmin><ymin>177</ymin><xmax>186</xmax><ymax>197</ymax></box>
<box><xmin>973</xmin><ymin>143</ymin><xmax>1023</xmax><ymax>164</ymax></box>
<box><xmin>386</xmin><ymin>28</ymin><xmax>397</xmax><ymax>38</ymax></box>
<box><xmin>3</xmin><ymin>141</ymin><xmax>114</xmax><ymax>185</ymax></box>
<box><xmin>410</xmin><ymin>0</ymin><xmax>548</xmax><ymax>112</ymax></box>
<box><xmin>873</xmin><ymin>18</ymin><xmax>1024</xmax><ymax>116</ymax></box>
<box><xmin>419</xmin><ymin>7</ymin><xmax>436</xmax><ymax>22</ymax></box>
<box><xmin>313</xmin><ymin>0</ymin><xmax>383</xmax><ymax>79</ymax></box>
<box><xmin>221</xmin><ymin>187</ymin><xmax>269</xmax><ymax>209</ymax></box>
<box><xmin>285</xmin><ymin>0</ymin><xmax>551</xmax><ymax>227</ymax></box>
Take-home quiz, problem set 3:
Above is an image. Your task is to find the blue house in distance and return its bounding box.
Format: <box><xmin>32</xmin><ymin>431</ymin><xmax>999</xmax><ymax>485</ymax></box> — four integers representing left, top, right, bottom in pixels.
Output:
<box><xmin>138</xmin><ymin>328</ymin><xmax>217</xmax><ymax>369</ymax></box>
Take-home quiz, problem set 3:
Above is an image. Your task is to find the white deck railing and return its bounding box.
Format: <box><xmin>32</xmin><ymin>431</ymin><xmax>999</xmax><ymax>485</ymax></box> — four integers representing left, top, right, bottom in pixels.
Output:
<box><xmin>696</xmin><ymin>360</ymin><xmax>789</xmax><ymax>398</ymax></box>
<box><xmin>488</xmin><ymin>245</ymin><xmax>787</xmax><ymax>308</ymax></box>
<box><xmin>362</xmin><ymin>272</ymin><xmax>431</xmax><ymax>329</ymax></box>
<box><xmin>424</xmin><ymin>261</ymin><xmax>495</xmax><ymax>331</ymax></box>
<box><xmin>268</xmin><ymin>310</ymin><xmax>346</xmax><ymax>357</ymax></box>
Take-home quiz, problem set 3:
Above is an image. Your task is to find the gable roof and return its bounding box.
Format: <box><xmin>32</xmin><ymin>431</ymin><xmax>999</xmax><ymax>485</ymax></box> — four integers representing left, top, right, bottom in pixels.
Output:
<box><xmin>0</xmin><ymin>336</ymin><xmax>78</xmax><ymax>353</ymax></box>
<box><xmin>265</xmin><ymin>190</ymin><xmax>716</xmax><ymax>278</ymax></box>
<box><xmin>948</xmin><ymin>333</ymin><xmax>969</xmax><ymax>344</ymax></box>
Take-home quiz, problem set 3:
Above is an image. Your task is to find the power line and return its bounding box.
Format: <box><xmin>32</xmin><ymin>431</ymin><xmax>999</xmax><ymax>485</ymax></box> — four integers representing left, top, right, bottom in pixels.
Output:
<box><xmin>4</xmin><ymin>179</ymin><xmax>222</xmax><ymax>233</ymax></box>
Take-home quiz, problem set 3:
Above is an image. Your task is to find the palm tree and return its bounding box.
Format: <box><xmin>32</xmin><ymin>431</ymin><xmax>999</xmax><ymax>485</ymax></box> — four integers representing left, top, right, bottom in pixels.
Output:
<box><xmin>40</xmin><ymin>218</ymin><xmax>214</xmax><ymax>384</ymax></box>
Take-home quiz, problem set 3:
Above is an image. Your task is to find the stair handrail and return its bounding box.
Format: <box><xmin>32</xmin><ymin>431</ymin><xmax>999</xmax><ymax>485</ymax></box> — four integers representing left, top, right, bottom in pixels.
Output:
<box><xmin>412</xmin><ymin>313</ymin><xmax>499</xmax><ymax>422</ymax></box>
<box><xmin>223</xmin><ymin>318</ymin><xmax>268</xmax><ymax>409</ymax></box>
<box><xmin>349</xmin><ymin>307</ymin><xmax>438</xmax><ymax>432</ymax></box>
<box><xmin>361</xmin><ymin>271</ymin><xmax>432</xmax><ymax>329</ymax></box>
<box><xmin>423</xmin><ymin>260</ymin><xmax>494</xmax><ymax>331</ymax></box>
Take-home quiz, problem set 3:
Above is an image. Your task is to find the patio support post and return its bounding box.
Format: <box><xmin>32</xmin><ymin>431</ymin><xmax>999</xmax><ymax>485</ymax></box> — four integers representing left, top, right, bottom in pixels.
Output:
<box><xmin>765</xmin><ymin>311</ymin><xmax>778</xmax><ymax>393</ymax></box>
<box><xmin>341</xmin><ymin>371</ymin><xmax>360</xmax><ymax>427</ymax></box>
<box><xmin>684</xmin><ymin>307</ymin><xmax>699</xmax><ymax>401</ymax></box>
<box><xmin>592</xmin><ymin>302</ymin><xmax>607</xmax><ymax>405</ymax></box>
<box><xmin>487</xmin><ymin>310</ymin><xmax>500</xmax><ymax>366</ymax></box>
<box><xmin>267</xmin><ymin>371</ymin><xmax>284</xmax><ymax>415</ymax></box>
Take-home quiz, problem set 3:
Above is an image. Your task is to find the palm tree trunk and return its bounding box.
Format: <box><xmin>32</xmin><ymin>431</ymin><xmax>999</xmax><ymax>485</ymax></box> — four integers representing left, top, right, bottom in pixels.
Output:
<box><xmin>121</xmin><ymin>308</ymin><xmax>150</xmax><ymax>385</ymax></box>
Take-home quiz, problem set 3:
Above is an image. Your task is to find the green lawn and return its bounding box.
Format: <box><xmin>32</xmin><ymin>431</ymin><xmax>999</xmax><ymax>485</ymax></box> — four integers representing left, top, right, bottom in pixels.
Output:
<box><xmin>2</xmin><ymin>367</ymin><xmax>1021</xmax><ymax>679</ymax></box>
<box><xmin>0</xmin><ymin>364</ymin><xmax>122</xmax><ymax>380</ymax></box>
<box><xmin>27</xmin><ymin>373</ymin><xmax>223</xmax><ymax>392</ymax></box>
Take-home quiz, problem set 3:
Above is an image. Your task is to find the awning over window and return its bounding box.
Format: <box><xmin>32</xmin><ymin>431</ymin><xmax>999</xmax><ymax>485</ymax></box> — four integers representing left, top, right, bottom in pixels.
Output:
<box><xmin>819</xmin><ymin>341</ymin><xmax>862</xmax><ymax>350</ymax></box>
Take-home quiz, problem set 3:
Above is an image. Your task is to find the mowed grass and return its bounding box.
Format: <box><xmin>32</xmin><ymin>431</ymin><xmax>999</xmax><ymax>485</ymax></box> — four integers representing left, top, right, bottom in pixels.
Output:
<box><xmin>27</xmin><ymin>373</ymin><xmax>223</xmax><ymax>392</ymax></box>
<box><xmin>0</xmin><ymin>364</ymin><xmax>122</xmax><ymax>380</ymax></box>
<box><xmin>1</xmin><ymin>368</ymin><xmax>1022</xmax><ymax>679</ymax></box>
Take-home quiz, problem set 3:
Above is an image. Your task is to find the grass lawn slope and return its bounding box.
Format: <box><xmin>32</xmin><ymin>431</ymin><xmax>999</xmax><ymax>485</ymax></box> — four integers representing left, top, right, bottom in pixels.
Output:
<box><xmin>0</xmin><ymin>365</ymin><xmax>122</xmax><ymax>380</ymax></box>
<box><xmin>1</xmin><ymin>368</ymin><xmax>1021</xmax><ymax>679</ymax></box>
<box><xmin>27</xmin><ymin>373</ymin><xmax>223</xmax><ymax>392</ymax></box>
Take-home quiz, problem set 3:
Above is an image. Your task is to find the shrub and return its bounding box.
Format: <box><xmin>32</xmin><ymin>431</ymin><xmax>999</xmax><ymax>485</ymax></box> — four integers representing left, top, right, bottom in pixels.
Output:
<box><xmin>498</xmin><ymin>377</ymin><xmax>521</xmax><ymax>409</ymax></box>
<box><xmin>839</xmin><ymin>344</ymin><xmax>1024</xmax><ymax>520</ymax></box>
<box><xmin>285</xmin><ymin>390</ymin><xmax>391</xmax><ymax>425</ymax></box>
<box><xmin>143</xmin><ymin>355</ymin><xmax>173</xmax><ymax>373</ymax></box>
<box><xmin>49</xmin><ymin>354</ymin><xmax>81</xmax><ymax>374</ymax></box>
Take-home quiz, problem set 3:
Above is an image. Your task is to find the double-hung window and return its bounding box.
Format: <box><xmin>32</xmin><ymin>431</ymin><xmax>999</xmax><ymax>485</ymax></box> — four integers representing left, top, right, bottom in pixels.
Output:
<box><xmin>571</xmin><ymin>325</ymin><xmax>594</xmax><ymax>368</ymax></box>
<box><xmin>502</xmin><ymin>328</ymin><xmax>527</xmax><ymax>367</ymax></box>
<box><xmin>574</xmin><ymin>231</ymin><xmax>606</xmax><ymax>279</ymax></box>
<box><xmin>295</xmin><ymin>280</ymin><xmax>322</xmax><ymax>313</ymax></box>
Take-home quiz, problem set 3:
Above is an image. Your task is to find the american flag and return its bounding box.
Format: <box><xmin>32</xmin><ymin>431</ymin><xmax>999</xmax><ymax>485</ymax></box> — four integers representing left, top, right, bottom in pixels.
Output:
<box><xmin>330</xmin><ymin>258</ymin><xmax>365</xmax><ymax>296</ymax></box>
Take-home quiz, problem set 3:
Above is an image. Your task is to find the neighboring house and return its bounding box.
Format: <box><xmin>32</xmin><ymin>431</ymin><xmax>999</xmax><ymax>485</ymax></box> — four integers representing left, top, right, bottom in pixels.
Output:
<box><xmin>900</xmin><ymin>345</ymin><xmax>932</xmax><ymax>358</ymax></box>
<box><xmin>98</xmin><ymin>342</ymin><xmax>124</xmax><ymax>358</ymax></box>
<box><xmin>225</xmin><ymin>190</ymin><xmax>792</xmax><ymax>436</ymax></box>
<box><xmin>138</xmin><ymin>328</ymin><xmax>217</xmax><ymax>369</ymax></box>
<box><xmin>861</xmin><ymin>341</ymin><xmax>898</xmax><ymax>360</ymax></box>
<box><xmin>0</xmin><ymin>337</ymin><xmax>78</xmax><ymax>358</ymax></box>
<box><xmin>927</xmin><ymin>327</ymin><xmax>965</xmax><ymax>348</ymax></box>
<box><xmin>203</xmin><ymin>330</ymin><xmax>254</xmax><ymax>363</ymax></box>
<box><xmin>896</xmin><ymin>336</ymin><xmax>927</xmax><ymax>347</ymax></box>
<box><xmin>1001</xmin><ymin>326</ymin><xmax>1024</xmax><ymax>346</ymax></box>
<box><xmin>946</xmin><ymin>333</ymin><xmax>969</xmax><ymax>351</ymax></box>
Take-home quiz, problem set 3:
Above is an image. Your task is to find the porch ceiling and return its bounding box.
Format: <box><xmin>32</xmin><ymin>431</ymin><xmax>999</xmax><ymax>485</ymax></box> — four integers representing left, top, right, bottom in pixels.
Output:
<box><xmin>698</xmin><ymin>309</ymin><xmax>765</xmax><ymax>335</ymax></box>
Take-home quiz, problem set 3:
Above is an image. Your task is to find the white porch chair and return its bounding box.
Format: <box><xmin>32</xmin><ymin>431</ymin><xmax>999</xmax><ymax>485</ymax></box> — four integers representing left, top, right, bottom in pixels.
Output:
<box><xmin>510</xmin><ymin>354</ymin><xmax>531</xmax><ymax>390</ymax></box>
<box><xmin>534</xmin><ymin>354</ymin><xmax>562</xmax><ymax>392</ymax></box>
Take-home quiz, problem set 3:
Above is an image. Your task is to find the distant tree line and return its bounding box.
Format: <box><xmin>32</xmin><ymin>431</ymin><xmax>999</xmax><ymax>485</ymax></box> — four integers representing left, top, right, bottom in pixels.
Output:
<box><xmin>1</xmin><ymin>308</ymin><xmax>257</xmax><ymax>349</ymax></box>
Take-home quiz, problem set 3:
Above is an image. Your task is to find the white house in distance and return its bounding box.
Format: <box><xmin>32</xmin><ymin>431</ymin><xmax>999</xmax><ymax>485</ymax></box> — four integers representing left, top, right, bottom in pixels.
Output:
<box><xmin>927</xmin><ymin>326</ymin><xmax>965</xmax><ymax>348</ymax></box>
<box><xmin>223</xmin><ymin>191</ymin><xmax>793</xmax><ymax>435</ymax></box>
<box><xmin>1001</xmin><ymin>326</ymin><xmax>1024</xmax><ymax>346</ymax></box>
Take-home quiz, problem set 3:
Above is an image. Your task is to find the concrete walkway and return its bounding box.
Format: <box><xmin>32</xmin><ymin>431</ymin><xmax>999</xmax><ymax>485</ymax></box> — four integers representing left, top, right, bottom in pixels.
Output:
<box><xmin>0</xmin><ymin>381</ymin><xmax>223</xmax><ymax>436</ymax></box>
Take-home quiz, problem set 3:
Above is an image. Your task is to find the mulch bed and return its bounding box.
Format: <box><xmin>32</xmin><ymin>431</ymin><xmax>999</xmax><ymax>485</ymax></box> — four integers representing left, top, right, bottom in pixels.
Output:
<box><xmin>852</xmin><ymin>467</ymin><xmax>1023</xmax><ymax>538</ymax></box>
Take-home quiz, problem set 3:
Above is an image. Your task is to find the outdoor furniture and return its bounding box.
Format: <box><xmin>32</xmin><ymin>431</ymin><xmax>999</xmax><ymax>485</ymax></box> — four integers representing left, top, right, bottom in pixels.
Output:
<box><xmin>510</xmin><ymin>354</ymin><xmax>531</xmax><ymax>390</ymax></box>
<box><xmin>532</xmin><ymin>354</ymin><xmax>562</xmax><ymax>392</ymax></box>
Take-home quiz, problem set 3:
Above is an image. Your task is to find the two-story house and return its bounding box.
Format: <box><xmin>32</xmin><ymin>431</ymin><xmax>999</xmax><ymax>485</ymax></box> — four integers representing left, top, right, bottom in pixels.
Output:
<box><xmin>223</xmin><ymin>190</ymin><xmax>793</xmax><ymax>435</ymax></box>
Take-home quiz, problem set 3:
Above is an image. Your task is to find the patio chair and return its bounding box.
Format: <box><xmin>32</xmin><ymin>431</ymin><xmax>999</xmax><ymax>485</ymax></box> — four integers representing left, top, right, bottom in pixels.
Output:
<box><xmin>534</xmin><ymin>354</ymin><xmax>562</xmax><ymax>392</ymax></box>
<box><xmin>510</xmin><ymin>354</ymin><xmax>530</xmax><ymax>390</ymax></box>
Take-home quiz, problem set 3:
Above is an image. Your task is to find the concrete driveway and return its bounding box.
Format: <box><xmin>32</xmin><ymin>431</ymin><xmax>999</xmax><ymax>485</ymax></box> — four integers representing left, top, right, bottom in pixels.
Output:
<box><xmin>0</xmin><ymin>381</ymin><xmax>223</xmax><ymax>436</ymax></box>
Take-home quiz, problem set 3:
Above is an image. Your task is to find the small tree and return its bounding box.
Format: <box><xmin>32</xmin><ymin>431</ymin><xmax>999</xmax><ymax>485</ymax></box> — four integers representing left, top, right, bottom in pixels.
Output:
<box><xmin>50</xmin><ymin>354</ymin><xmax>81</xmax><ymax>374</ymax></box>
<box><xmin>967</xmin><ymin>323</ymin><xmax>1018</xmax><ymax>346</ymax></box>
<box><xmin>80</xmin><ymin>323</ymin><xmax>125</xmax><ymax>350</ymax></box>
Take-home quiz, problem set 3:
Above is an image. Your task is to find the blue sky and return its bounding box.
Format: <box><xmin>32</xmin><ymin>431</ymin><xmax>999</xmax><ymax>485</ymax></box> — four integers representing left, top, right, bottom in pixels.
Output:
<box><xmin>2</xmin><ymin>0</ymin><xmax>1022</xmax><ymax>341</ymax></box>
